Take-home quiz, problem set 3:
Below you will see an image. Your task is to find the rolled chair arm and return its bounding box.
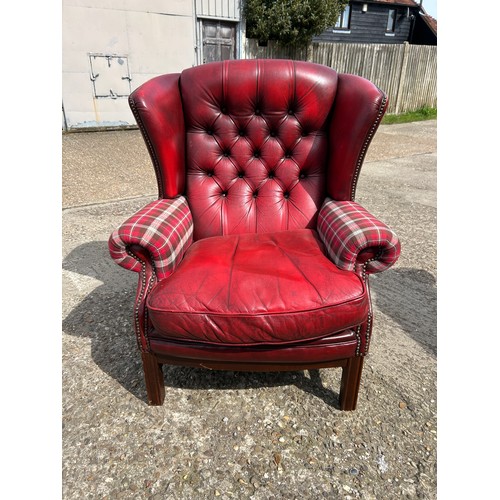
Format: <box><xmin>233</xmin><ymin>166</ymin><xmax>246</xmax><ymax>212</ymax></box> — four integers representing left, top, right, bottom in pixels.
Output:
<box><xmin>108</xmin><ymin>196</ymin><xmax>194</xmax><ymax>280</ymax></box>
<box><xmin>317</xmin><ymin>198</ymin><xmax>400</xmax><ymax>274</ymax></box>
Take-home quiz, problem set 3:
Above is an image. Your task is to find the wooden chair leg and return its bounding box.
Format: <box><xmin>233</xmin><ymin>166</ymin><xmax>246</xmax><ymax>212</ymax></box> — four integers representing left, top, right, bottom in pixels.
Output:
<box><xmin>339</xmin><ymin>357</ymin><xmax>364</xmax><ymax>411</ymax></box>
<box><xmin>141</xmin><ymin>352</ymin><xmax>165</xmax><ymax>405</ymax></box>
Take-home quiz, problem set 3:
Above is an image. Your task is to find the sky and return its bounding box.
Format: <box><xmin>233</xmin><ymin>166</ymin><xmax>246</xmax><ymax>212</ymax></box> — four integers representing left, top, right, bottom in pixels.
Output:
<box><xmin>421</xmin><ymin>0</ymin><xmax>437</xmax><ymax>18</ymax></box>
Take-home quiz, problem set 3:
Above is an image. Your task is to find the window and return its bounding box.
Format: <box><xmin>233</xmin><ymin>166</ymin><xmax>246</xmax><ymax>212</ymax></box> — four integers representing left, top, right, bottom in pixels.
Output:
<box><xmin>386</xmin><ymin>9</ymin><xmax>396</xmax><ymax>32</ymax></box>
<box><xmin>335</xmin><ymin>5</ymin><xmax>351</xmax><ymax>30</ymax></box>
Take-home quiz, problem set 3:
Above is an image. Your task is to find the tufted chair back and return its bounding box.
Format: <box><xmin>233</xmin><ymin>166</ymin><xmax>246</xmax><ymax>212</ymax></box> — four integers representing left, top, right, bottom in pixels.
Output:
<box><xmin>181</xmin><ymin>59</ymin><xmax>335</xmax><ymax>239</ymax></box>
<box><xmin>129</xmin><ymin>59</ymin><xmax>387</xmax><ymax>241</ymax></box>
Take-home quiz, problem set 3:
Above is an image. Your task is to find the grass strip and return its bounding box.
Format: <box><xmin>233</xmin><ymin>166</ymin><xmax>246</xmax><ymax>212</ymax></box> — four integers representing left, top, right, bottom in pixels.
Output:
<box><xmin>382</xmin><ymin>107</ymin><xmax>437</xmax><ymax>125</ymax></box>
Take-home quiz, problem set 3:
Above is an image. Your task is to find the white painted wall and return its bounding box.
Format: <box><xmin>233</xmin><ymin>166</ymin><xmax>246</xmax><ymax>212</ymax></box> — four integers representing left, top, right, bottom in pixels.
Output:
<box><xmin>196</xmin><ymin>0</ymin><xmax>240</xmax><ymax>19</ymax></box>
<box><xmin>62</xmin><ymin>0</ymin><xmax>196</xmax><ymax>129</ymax></box>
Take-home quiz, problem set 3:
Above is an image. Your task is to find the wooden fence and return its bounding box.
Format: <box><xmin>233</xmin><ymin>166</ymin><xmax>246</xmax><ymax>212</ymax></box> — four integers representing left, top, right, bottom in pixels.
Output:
<box><xmin>244</xmin><ymin>40</ymin><xmax>437</xmax><ymax>114</ymax></box>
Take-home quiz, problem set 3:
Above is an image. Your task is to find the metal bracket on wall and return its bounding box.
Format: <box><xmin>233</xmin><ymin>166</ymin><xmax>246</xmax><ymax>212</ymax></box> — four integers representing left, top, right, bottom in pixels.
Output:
<box><xmin>88</xmin><ymin>54</ymin><xmax>132</xmax><ymax>99</ymax></box>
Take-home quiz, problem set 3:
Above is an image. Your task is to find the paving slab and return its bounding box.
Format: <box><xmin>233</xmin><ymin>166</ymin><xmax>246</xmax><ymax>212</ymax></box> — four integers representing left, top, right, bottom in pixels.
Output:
<box><xmin>62</xmin><ymin>120</ymin><xmax>437</xmax><ymax>499</ymax></box>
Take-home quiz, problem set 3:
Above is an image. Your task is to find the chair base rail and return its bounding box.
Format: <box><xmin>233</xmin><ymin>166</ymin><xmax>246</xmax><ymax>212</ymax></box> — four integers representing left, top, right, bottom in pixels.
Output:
<box><xmin>141</xmin><ymin>352</ymin><xmax>364</xmax><ymax>410</ymax></box>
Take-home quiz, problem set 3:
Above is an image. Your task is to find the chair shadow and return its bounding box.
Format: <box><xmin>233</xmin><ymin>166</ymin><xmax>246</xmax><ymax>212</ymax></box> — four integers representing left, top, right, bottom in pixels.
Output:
<box><xmin>369</xmin><ymin>267</ymin><xmax>437</xmax><ymax>356</ymax></box>
<box><xmin>62</xmin><ymin>241</ymin><xmax>340</xmax><ymax>408</ymax></box>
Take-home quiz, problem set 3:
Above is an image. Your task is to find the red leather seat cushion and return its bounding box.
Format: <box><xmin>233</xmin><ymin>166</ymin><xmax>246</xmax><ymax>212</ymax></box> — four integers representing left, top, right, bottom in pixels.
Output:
<box><xmin>147</xmin><ymin>229</ymin><xmax>369</xmax><ymax>346</ymax></box>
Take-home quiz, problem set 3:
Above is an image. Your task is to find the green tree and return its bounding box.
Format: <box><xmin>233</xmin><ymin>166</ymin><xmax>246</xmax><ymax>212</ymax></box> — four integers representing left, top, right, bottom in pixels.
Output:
<box><xmin>244</xmin><ymin>0</ymin><xmax>349</xmax><ymax>47</ymax></box>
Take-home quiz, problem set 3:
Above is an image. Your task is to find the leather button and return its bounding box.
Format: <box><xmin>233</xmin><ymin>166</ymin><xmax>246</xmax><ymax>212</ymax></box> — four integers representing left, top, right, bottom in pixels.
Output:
<box><xmin>221</xmin><ymin>191</ymin><xmax>228</xmax><ymax>197</ymax></box>
<box><xmin>207</xmin><ymin>171</ymin><xmax>214</xmax><ymax>177</ymax></box>
<box><xmin>207</xmin><ymin>130</ymin><xmax>214</xmax><ymax>135</ymax></box>
<box><xmin>284</xmin><ymin>192</ymin><xmax>290</xmax><ymax>199</ymax></box>
<box><xmin>223</xmin><ymin>151</ymin><xmax>230</xmax><ymax>157</ymax></box>
<box><xmin>288</xmin><ymin>109</ymin><xmax>294</xmax><ymax>115</ymax></box>
<box><xmin>255</xmin><ymin>108</ymin><xmax>261</xmax><ymax>115</ymax></box>
<box><xmin>268</xmin><ymin>171</ymin><xmax>275</xmax><ymax>179</ymax></box>
<box><xmin>238</xmin><ymin>172</ymin><xmax>244</xmax><ymax>178</ymax></box>
<box><xmin>270</xmin><ymin>130</ymin><xmax>276</xmax><ymax>137</ymax></box>
<box><xmin>253</xmin><ymin>191</ymin><xmax>259</xmax><ymax>198</ymax></box>
<box><xmin>238</xmin><ymin>129</ymin><xmax>245</xmax><ymax>136</ymax></box>
<box><xmin>221</xmin><ymin>106</ymin><xmax>227</xmax><ymax>114</ymax></box>
<box><xmin>254</xmin><ymin>151</ymin><xmax>260</xmax><ymax>158</ymax></box>
<box><xmin>300</xmin><ymin>172</ymin><xmax>307</xmax><ymax>179</ymax></box>
<box><xmin>285</xmin><ymin>152</ymin><xmax>292</xmax><ymax>158</ymax></box>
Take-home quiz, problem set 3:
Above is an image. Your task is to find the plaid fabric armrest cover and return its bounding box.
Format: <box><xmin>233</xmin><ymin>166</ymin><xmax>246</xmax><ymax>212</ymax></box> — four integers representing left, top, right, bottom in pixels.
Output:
<box><xmin>108</xmin><ymin>197</ymin><xmax>194</xmax><ymax>280</ymax></box>
<box><xmin>317</xmin><ymin>198</ymin><xmax>400</xmax><ymax>274</ymax></box>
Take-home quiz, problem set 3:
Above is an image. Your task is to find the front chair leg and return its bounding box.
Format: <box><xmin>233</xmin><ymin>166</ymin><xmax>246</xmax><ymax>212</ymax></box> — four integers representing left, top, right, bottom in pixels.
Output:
<box><xmin>141</xmin><ymin>352</ymin><xmax>165</xmax><ymax>405</ymax></box>
<box><xmin>339</xmin><ymin>357</ymin><xmax>364</xmax><ymax>411</ymax></box>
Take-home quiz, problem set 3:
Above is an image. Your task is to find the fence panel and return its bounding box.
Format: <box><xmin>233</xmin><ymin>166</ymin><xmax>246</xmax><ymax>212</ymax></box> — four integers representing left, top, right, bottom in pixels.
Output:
<box><xmin>244</xmin><ymin>39</ymin><xmax>437</xmax><ymax>114</ymax></box>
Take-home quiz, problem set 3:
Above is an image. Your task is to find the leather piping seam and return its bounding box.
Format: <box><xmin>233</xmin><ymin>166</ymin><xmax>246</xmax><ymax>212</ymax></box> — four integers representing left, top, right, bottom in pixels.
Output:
<box><xmin>129</xmin><ymin>96</ymin><xmax>165</xmax><ymax>198</ymax></box>
<box><xmin>350</xmin><ymin>92</ymin><xmax>388</xmax><ymax>201</ymax></box>
<box><xmin>147</xmin><ymin>292</ymin><xmax>367</xmax><ymax>318</ymax></box>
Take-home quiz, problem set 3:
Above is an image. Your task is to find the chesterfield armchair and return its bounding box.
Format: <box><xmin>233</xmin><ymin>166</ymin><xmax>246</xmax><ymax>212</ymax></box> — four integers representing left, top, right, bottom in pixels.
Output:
<box><xmin>109</xmin><ymin>59</ymin><xmax>400</xmax><ymax>410</ymax></box>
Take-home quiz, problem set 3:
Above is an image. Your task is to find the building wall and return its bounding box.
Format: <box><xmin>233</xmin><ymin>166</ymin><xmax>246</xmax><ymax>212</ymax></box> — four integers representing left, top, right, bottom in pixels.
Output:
<box><xmin>62</xmin><ymin>0</ymin><xmax>244</xmax><ymax>129</ymax></box>
<box><xmin>195</xmin><ymin>0</ymin><xmax>241</xmax><ymax>19</ymax></box>
<box><xmin>411</xmin><ymin>15</ymin><xmax>437</xmax><ymax>45</ymax></box>
<box><xmin>313</xmin><ymin>2</ymin><xmax>415</xmax><ymax>45</ymax></box>
<box><xmin>62</xmin><ymin>0</ymin><xmax>196</xmax><ymax>129</ymax></box>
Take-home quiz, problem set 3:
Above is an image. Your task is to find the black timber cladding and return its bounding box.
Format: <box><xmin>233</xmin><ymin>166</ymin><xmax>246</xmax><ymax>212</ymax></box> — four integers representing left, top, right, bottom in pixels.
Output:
<box><xmin>313</xmin><ymin>2</ymin><xmax>416</xmax><ymax>44</ymax></box>
<box><xmin>411</xmin><ymin>14</ymin><xmax>437</xmax><ymax>45</ymax></box>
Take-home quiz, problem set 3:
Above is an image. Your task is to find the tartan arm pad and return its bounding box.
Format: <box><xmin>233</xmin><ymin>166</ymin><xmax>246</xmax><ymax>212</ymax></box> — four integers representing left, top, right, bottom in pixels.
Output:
<box><xmin>317</xmin><ymin>198</ymin><xmax>400</xmax><ymax>274</ymax></box>
<box><xmin>108</xmin><ymin>197</ymin><xmax>194</xmax><ymax>280</ymax></box>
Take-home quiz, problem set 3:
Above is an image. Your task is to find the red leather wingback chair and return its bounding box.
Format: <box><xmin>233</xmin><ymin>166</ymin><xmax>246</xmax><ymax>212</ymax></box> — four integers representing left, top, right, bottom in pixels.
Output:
<box><xmin>109</xmin><ymin>59</ymin><xmax>400</xmax><ymax>410</ymax></box>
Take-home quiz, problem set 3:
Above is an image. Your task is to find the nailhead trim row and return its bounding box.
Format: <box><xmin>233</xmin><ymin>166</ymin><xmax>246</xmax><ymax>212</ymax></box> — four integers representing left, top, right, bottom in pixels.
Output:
<box><xmin>126</xmin><ymin>248</ymin><xmax>157</xmax><ymax>352</ymax></box>
<box><xmin>129</xmin><ymin>97</ymin><xmax>164</xmax><ymax>198</ymax></box>
<box><xmin>350</xmin><ymin>93</ymin><xmax>388</xmax><ymax>201</ymax></box>
<box><xmin>363</xmin><ymin>312</ymin><xmax>373</xmax><ymax>356</ymax></box>
<box><xmin>355</xmin><ymin>324</ymin><xmax>362</xmax><ymax>356</ymax></box>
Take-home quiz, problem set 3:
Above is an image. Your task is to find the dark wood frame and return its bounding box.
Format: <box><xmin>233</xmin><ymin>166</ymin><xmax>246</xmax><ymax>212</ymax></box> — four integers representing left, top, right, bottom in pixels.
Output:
<box><xmin>142</xmin><ymin>352</ymin><xmax>364</xmax><ymax>411</ymax></box>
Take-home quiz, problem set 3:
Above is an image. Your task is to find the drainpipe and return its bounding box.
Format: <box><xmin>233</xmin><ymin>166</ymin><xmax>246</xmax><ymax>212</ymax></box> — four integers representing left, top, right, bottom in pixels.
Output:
<box><xmin>62</xmin><ymin>101</ymin><xmax>68</xmax><ymax>131</ymax></box>
<box><xmin>408</xmin><ymin>13</ymin><xmax>416</xmax><ymax>43</ymax></box>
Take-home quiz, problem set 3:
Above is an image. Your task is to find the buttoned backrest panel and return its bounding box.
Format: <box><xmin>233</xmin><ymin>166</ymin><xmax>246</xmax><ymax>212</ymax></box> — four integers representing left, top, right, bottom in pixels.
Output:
<box><xmin>180</xmin><ymin>59</ymin><xmax>338</xmax><ymax>240</ymax></box>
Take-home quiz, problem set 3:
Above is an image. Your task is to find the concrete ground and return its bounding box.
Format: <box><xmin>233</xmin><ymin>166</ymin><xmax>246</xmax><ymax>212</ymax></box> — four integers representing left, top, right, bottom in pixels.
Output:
<box><xmin>62</xmin><ymin>120</ymin><xmax>437</xmax><ymax>499</ymax></box>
